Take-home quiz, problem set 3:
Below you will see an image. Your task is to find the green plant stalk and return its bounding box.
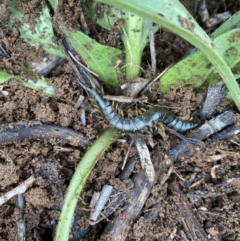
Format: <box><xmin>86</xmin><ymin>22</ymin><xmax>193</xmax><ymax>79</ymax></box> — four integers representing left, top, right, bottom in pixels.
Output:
<box><xmin>54</xmin><ymin>127</ymin><xmax>119</xmax><ymax>241</ymax></box>
<box><xmin>122</xmin><ymin>12</ymin><xmax>143</xmax><ymax>81</ymax></box>
<box><xmin>98</xmin><ymin>0</ymin><xmax>240</xmax><ymax>110</ymax></box>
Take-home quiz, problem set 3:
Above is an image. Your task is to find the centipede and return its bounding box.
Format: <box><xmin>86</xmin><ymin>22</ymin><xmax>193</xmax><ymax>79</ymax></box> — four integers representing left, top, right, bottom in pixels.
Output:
<box><xmin>59</xmin><ymin>39</ymin><xmax>198</xmax><ymax>134</ymax></box>
<box><xmin>87</xmin><ymin>88</ymin><xmax>198</xmax><ymax>133</ymax></box>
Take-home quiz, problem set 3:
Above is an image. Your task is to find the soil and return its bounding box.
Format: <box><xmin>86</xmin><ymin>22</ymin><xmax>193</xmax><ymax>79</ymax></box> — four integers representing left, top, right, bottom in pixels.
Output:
<box><xmin>1</xmin><ymin>0</ymin><xmax>240</xmax><ymax>241</ymax></box>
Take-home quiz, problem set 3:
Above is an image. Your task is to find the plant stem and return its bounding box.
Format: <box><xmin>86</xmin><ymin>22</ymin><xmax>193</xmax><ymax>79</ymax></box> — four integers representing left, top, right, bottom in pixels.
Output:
<box><xmin>54</xmin><ymin>128</ymin><xmax>119</xmax><ymax>241</ymax></box>
<box><xmin>122</xmin><ymin>12</ymin><xmax>143</xmax><ymax>81</ymax></box>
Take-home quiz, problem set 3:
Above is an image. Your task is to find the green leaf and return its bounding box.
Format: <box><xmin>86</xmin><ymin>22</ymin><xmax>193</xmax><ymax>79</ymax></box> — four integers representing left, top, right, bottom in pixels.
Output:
<box><xmin>87</xmin><ymin>3</ymin><xmax>159</xmax><ymax>81</ymax></box>
<box><xmin>160</xmin><ymin>29</ymin><xmax>240</xmax><ymax>93</ymax></box>
<box><xmin>6</xmin><ymin>3</ymin><xmax>63</xmax><ymax>57</ymax></box>
<box><xmin>47</xmin><ymin>0</ymin><xmax>58</xmax><ymax>10</ymax></box>
<box><xmin>62</xmin><ymin>28</ymin><xmax>122</xmax><ymax>87</ymax></box>
<box><xmin>21</xmin><ymin>76</ymin><xmax>57</xmax><ymax>97</ymax></box>
<box><xmin>98</xmin><ymin>0</ymin><xmax>240</xmax><ymax>110</ymax></box>
<box><xmin>212</xmin><ymin>10</ymin><xmax>240</xmax><ymax>38</ymax></box>
<box><xmin>0</xmin><ymin>71</ymin><xmax>14</xmax><ymax>83</ymax></box>
<box><xmin>0</xmin><ymin>71</ymin><xmax>57</xmax><ymax>97</ymax></box>
<box><xmin>8</xmin><ymin>0</ymin><xmax>23</xmax><ymax>21</ymax></box>
<box><xmin>94</xmin><ymin>4</ymin><xmax>119</xmax><ymax>30</ymax></box>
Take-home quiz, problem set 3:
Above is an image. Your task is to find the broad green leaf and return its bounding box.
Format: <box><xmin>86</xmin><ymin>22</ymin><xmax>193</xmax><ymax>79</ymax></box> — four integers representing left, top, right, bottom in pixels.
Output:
<box><xmin>63</xmin><ymin>28</ymin><xmax>122</xmax><ymax>87</ymax></box>
<box><xmin>160</xmin><ymin>29</ymin><xmax>240</xmax><ymax>93</ymax></box>
<box><xmin>0</xmin><ymin>71</ymin><xmax>14</xmax><ymax>83</ymax></box>
<box><xmin>6</xmin><ymin>2</ymin><xmax>63</xmax><ymax>57</ymax></box>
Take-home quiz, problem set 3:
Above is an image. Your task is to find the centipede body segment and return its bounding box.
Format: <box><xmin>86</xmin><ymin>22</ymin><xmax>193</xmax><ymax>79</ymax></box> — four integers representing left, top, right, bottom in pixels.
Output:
<box><xmin>89</xmin><ymin>88</ymin><xmax>198</xmax><ymax>133</ymax></box>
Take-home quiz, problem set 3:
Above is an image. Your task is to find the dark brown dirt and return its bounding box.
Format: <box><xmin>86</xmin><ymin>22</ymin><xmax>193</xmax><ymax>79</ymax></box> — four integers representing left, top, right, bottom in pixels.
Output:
<box><xmin>1</xmin><ymin>0</ymin><xmax>240</xmax><ymax>241</ymax></box>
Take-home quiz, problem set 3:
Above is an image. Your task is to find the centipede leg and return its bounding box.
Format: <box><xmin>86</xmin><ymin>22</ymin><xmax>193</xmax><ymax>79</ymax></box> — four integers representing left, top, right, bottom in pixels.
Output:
<box><xmin>156</xmin><ymin>122</ymin><xmax>168</xmax><ymax>141</ymax></box>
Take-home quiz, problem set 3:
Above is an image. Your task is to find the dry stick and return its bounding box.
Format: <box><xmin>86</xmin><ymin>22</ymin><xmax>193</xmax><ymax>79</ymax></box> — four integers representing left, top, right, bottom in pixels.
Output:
<box><xmin>201</xmin><ymin>82</ymin><xmax>226</xmax><ymax>119</ymax></box>
<box><xmin>15</xmin><ymin>194</ymin><xmax>26</xmax><ymax>241</ymax></box>
<box><xmin>121</xmin><ymin>140</ymin><xmax>133</xmax><ymax>170</ymax></box>
<box><xmin>0</xmin><ymin>121</ymin><xmax>90</xmax><ymax>148</ymax></box>
<box><xmin>93</xmin><ymin>156</ymin><xmax>137</xmax><ymax>221</ymax></box>
<box><xmin>90</xmin><ymin>185</ymin><xmax>113</xmax><ymax>222</ymax></box>
<box><xmin>211</xmin><ymin>124</ymin><xmax>240</xmax><ymax>141</ymax></box>
<box><xmin>103</xmin><ymin>95</ymin><xmax>148</xmax><ymax>103</ymax></box>
<box><xmin>168</xmin><ymin>111</ymin><xmax>236</xmax><ymax>163</ymax></box>
<box><xmin>31</xmin><ymin>55</ymin><xmax>66</xmax><ymax>76</ymax></box>
<box><xmin>148</xmin><ymin>21</ymin><xmax>156</xmax><ymax>75</ymax></box>
<box><xmin>83</xmin><ymin>157</ymin><xmax>136</xmax><ymax>234</ymax></box>
<box><xmin>0</xmin><ymin>41</ymin><xmax>10</xmax><ymax>58</ymax></box>
<box><xmin>99</xmin><ymin>112</ymin><xmax>235</xmax><ymax>240</ymax></box>
<box><xmin>169</xmin><ymin>182</ymin><xmax>208</xmax><ymax>241</ymax></box>
<box><xmin>15</xmin><ymin>219</ymin><xmax>26</xmax><ymax>241</ymax></box>
<box><xmin>131</xmin><ymin>134</ymin><xmax>155</xmax><ymax>183</ymax></box>
<box><xmin>68</xmin><ymin>51</ymin><xmax>99</xmax><ymax>77</ymax></box>
<box><xmin>0</xmin><ymin>175</ymin><xmax>35</xmax><ymax>206</ymax></box>
<box><xmin>100</xmin><ymin>145</ymin><xmax>162</xmax><ymax>241</ymax></box>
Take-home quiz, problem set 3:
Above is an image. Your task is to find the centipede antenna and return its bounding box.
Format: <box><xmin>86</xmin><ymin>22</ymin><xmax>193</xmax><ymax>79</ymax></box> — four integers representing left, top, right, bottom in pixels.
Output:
<box><xmin>164</xmin><ymin>126</ymin><xmax>203</xmax><ymax>147</ymax></box>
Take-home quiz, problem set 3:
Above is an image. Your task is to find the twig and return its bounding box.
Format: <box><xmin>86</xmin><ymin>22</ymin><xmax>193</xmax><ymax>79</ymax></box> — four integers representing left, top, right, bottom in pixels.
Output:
<box><xmin>15</xmin><ymin>194</ymin><xmax>26</xmax><ymax>241</ymax></box>
<box><xmin>0</xmin><ymin>175</ymin><xmax>35</xmax><ymax>206</ymax></box>
<box><xmin>169</xmin><ymin>182</ymin><xmax>208</xmax><ymax>241</ymax></box>
<box><xmin>148</xmin><ymin>21</ymin><xmax>156</xmax><ymax>74</ymax></box>
<box><xmin>68</xmin><ymin>51</ymin><xmax>98</xmax><ymax>77</ymax></box>
<box><xmin>15</xmin><ymin>219</ymin><xmax>26</xmax><ymax>241</ymax></box>
<box><xmin>168</xmin><ymin>111</ymin><xmax>236</xmax><ymax>163</ymax></box>
<box><xmin>131</xmin><ymin>134</ymin><xmax>155</xmax><ymax>182</ymax></box>
<box><xmin>121</xmin><ymin>140</ymin><xmax>133</xmax><ymax>170</ymax></box>
<box><xmin>211</xmin><ymin>124</ymin><xmax>240</xmax><ymax>141</ymax></box>
<box><xmin>74</xmin><ymin>94</ymin><xmax>85</xmax><ymax>108</ymax></box>
<box><xmin>100</xmin><ymin>145</ymin><xmax>162</xmax><ymax>241</ymax></box>
<box><xmin>90</xmin><ymin>185</ymin><xmax>113</xmax><ymax>222</ymax></box>
<box><xmin>0</xmin><ymin>121</ymin><xmax>90</xmax><ymax>148</ymax></box>
<box><xmin>201</xmin><ymin>82</ymin><xmax>226</xmax><ymax>119</ymax></box>
<box><xmin>103</xmin><ymin>95</ymin><xmax>148</xmax><ymax>103</ymax></box>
